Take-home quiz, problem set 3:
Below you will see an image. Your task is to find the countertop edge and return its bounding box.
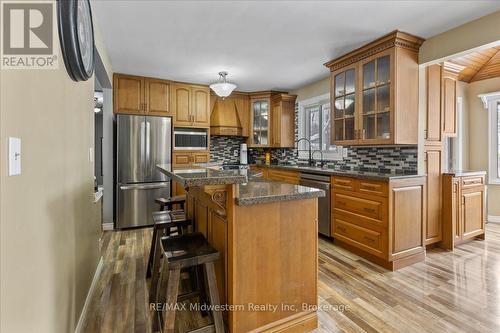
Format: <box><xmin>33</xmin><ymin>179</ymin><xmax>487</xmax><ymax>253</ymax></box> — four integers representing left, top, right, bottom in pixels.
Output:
<box><xmin>251</xmin><ymin>164</ymin><xmax>423</xmax><ymax>180</ymax></box>
<box><xmin>235</xmin><ymin>189</ymin><xmax>325</xmax><ymax>206</ymax></box>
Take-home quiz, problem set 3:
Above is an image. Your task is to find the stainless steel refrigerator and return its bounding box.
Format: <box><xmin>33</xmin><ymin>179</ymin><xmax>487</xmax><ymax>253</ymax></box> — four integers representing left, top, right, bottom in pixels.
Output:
<box><xmin>116</xmin><ymin>115</ymin><xmax>172</xmax><ymax>229</ymax></box>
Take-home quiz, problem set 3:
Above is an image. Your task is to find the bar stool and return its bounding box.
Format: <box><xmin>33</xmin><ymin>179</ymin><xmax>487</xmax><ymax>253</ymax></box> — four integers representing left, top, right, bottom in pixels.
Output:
<box><xmin>155</xmin><ymin>194</ymin><xmax>186</xmax><ymax>211</ymax></box>
<box><xmin>153</xmin><ymin>232</ymin><xmax>225</xmax><ymax>333</ymax></box>
<box><xmin>146</xmin><ymin>210</ymin><xmax>192</xmax><ymax>279</ymax></box>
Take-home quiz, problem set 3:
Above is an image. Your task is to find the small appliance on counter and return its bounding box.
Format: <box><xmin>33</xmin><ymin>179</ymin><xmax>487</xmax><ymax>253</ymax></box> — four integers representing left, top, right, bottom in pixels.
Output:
<box><xmin>239</xmin><ymin>143</ymin><xmax>248</xmax><ymax>165</ymax></box>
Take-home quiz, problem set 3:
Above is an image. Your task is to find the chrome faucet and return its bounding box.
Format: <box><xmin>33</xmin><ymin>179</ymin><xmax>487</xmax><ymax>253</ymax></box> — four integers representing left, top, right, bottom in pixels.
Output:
<box><xmin>296</xmin><ymin>138</ymin><xmax>314</xmax><ymax>166</ymax></box>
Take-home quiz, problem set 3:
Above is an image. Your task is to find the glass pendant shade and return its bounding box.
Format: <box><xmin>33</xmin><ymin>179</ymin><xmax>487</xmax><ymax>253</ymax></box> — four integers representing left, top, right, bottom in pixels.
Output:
<box><xmin>210</xmin><ymin>72</ymin><xmax>237</xmax><ymax>98</ymax></box>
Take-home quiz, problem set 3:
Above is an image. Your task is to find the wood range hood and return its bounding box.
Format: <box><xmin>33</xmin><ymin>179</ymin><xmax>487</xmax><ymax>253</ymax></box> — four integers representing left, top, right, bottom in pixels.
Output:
<box><xmin>210</xmin><ymin>97</ymin><xmax>243</xmax><ymax>136</ymax></box>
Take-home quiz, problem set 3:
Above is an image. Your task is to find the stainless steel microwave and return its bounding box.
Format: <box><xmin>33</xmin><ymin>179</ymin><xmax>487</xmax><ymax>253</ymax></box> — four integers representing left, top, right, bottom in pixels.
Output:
<box><xmin>173</xmin><ymin>128</ymin><xmax>208</xmax><ymax>150</ymax></box>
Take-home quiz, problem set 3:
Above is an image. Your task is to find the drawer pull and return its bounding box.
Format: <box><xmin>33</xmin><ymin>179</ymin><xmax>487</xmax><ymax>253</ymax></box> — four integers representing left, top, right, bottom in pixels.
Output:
<box><xmin>337</xmin><ymin>226</ymin><xmax>346</xmax><ymax>232</ymax></box>
<box><xmin>363</xmin><ymin>207</ymin><xmax>376</xmax><ymax>213</ymax></box>
<box><xmin>464</xmin><ymin>180</ymin><xmax>482</xmax><ymax>185</ymax></box>
<box><xmin>363</xmin><ymin>236</ymin><xmax>375</xmax><ymax>243</ymax></box>
<box><xmin>337</xmin><ymin>201</ymin><xmax>346</xmax><ymax>206</ymax></box>
<box><xmin>336</xmin><ymin>180</ymin><xmax>351</xmax><ymax>185</ymax></box>
<box><xmin>361</xmin><ymin>184</ymin><xmax>378</xmax><ymax>190</ymax></box>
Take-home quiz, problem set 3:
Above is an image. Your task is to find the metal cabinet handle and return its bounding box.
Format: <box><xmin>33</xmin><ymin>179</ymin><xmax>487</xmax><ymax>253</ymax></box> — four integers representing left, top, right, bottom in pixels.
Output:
<box><xmin>363</xmin><ymin>207</ymin><xmax>376</xmax><ymax>213</ymax></box>
<box><xmin>120</xmin><ymin>183</ymin><xmax>169</xmax><ymax>190</ymax></box>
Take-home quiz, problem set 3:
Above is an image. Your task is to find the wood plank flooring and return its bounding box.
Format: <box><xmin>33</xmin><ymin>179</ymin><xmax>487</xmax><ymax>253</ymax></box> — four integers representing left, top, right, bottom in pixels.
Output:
<box><xmin>82</xmin><ymin>224</ymin><xmax>500</xmax><ymax>333</ymax></box>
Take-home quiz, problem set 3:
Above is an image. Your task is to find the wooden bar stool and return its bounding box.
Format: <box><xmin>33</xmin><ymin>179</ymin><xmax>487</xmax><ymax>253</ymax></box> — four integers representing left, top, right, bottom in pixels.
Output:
<box><xmin>153</xmin><ymin>232</ymin><xmax>225</xmax><ymax>333</ymax></box>
<box><xmin>155</xmin><ymin>194</ymin><xmax>186</xmax><ymax>211</ymax></box>
<box><xmin>146</xmin><ymin>210</ymin><xmax>192</xmax><ymax>279</ymax></box>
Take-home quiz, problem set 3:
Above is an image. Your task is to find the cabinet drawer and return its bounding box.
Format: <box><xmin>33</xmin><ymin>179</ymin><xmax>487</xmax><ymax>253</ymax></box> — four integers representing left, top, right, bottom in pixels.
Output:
<box><xmin>173</xmin><ymin>153</ymin><xmax>191</xmax><ymax>166</ymax></box>
<box><xmin>268</xmin><ymin>169</ymin><xmax>299</xmax><ymax>184</ymax></box>
<box><xmin>333</xmin><ymin>193</ymin><xmax>384</xmax><ymax>221</ymax></box>
<box><xmin>461</xmin><ymin>176</ymin><xmax>484</xmax><ymax>189</ymax></box>
<box><xmin>358</xmin><ymin>180</ymin><xmax>387</xmax><ymax>196</ymax></box>
<box><xmin>333</xmin><ymin>217</ymin><xmax>384</xmax><ymax>257</ymax></box>
<box><xmin>193</xmin><ymin>152</ymin><xmax>209</xmax><ymax>164</ymax></box>
<box><xmin>331</xmin><ymin>177</ymin><xmax>356</xmax><ymax>191</ymax></box>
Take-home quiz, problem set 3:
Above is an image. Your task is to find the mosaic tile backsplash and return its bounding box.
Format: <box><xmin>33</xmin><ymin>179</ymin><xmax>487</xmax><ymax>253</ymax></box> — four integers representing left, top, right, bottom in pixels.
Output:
<box><xmin>209</xmin><ymin>103</ymin><xmax>418</xmax><ymax>174</ymax></box>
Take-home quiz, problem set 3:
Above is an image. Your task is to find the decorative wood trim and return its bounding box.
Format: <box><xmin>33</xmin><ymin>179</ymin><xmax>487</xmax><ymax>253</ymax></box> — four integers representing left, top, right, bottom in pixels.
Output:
<box><xmin>324</xmin><ymin>30</ymin><xmax>424</xmax><ymax>71</ymax></box>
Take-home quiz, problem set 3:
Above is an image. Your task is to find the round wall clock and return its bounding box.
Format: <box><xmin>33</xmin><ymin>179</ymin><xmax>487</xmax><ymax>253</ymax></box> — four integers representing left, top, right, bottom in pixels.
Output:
<box><xmin>57</xmin><ymin>0</ymin><xmax>95</xmax><ymax>82</ymax></box>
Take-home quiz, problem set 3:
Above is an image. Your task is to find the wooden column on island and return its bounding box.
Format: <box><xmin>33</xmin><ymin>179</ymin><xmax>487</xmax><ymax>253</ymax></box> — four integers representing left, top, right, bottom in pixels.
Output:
<box><xmin>185</xmin><ymin>183</ymin><xmax>319</xmax><ymax>333</ymax></box>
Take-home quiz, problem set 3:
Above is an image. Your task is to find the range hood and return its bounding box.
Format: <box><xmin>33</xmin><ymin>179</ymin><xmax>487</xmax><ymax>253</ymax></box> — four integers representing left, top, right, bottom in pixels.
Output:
<box><xmin>210</xmin><ymin>99</ymin><xmax>243</xmax><ymax>136</ymax></box>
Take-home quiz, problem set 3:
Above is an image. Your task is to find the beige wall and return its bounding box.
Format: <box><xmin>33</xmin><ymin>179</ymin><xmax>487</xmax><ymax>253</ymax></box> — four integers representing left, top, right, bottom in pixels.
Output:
<box><xmin>419</xmin><ymin>10</ymin><xmax>500</xmax><ymax>65</ymax></box>
<box><xmin>0</xmin><ymin>4</ymin><xmax>110</xmax><ymax>332</ymax></box>
<box><xmin>464</xmin><ymin>77</ymin><xmax>500</xmax><ymax>216</ymax></box>
<box><xmin>291</xmin><ymin>76</ymin><xmax>330</xmax><ymax>102</ymax></box>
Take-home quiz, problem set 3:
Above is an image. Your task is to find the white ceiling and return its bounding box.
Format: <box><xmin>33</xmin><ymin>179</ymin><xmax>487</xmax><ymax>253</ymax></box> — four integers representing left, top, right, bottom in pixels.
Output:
<box><xmin>91</xmin><ymin>1</ymin><xmax>500</xmax><ymax>92</ymax></box>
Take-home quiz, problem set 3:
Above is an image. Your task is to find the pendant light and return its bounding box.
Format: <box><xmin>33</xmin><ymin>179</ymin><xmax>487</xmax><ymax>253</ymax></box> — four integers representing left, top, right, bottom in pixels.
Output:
<box><xmin>209</xmin><ymin>71</ymin><xmax>237</xmax><ymax>98</ymax></box>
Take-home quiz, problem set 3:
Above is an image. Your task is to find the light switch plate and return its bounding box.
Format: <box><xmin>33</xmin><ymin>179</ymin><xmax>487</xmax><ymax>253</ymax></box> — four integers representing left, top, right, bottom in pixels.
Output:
<box><xmin>89</xmin><ymin>147</ymin><xmax>94</xmax><ymax>163</ymax></box>
<box><xmin>8</xmin><ymin>137</ymin><xmax>21</xmax><ymax>176</ymax></box>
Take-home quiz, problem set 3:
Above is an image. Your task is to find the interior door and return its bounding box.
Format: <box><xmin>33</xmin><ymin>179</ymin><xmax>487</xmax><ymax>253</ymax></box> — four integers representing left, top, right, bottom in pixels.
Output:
<box><xmin>116</xmin><ymin>115</ymin><xmax>145</xmax><ymax>183</ymax></box>
<box><xmin>145</xmin><ymin>116</ymin><xmax>172</xmax><ymax>182</ymax></box>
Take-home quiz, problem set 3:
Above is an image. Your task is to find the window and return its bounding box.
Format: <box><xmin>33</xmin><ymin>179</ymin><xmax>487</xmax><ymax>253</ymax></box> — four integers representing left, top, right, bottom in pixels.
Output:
<box><xmin>479</xmin><ymin>92</ymin><xmax>500</xmax><ymax>184</ymax></box>
<box><xmin>298</xmin><ymin>93</ymin><xmax>342</xmax><ymax>161</ymax></box>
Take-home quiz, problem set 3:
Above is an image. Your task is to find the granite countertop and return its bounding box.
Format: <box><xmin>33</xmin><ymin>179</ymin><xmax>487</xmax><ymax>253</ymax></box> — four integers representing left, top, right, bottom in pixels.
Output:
<box><xmin>156</xmin><ymin>164</ymin><xmax>248</xmax><ymax>187</ymax></box>
<box><xmin>236</xmin><ymin>178</ymin><xmax>325</xmax><ymax>206</ymax></box>
<box><xmin>157</xmin><ymin>163</ymin><xmax>324</xmax><ymax>205</ymax></box>
<box><xmin>443</xmin><ymin>170</ymin><xmax>486</xmax><ymax>177</ymax></box>
<box><xmin>251</xmin><ymin>163</ymin><xmax>423</xmax><ymax>181</ymax></box>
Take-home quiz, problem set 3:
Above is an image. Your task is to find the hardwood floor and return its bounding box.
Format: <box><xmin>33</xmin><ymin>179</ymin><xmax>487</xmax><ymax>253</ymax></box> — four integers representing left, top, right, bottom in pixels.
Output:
<box><xmin>82</xmin><ymin>224</ymin><xmax>500</xmax><ymax>333</ymax></box>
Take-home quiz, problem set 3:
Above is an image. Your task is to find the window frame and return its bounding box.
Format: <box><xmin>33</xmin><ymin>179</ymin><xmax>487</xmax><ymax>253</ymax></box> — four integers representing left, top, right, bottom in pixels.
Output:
<box><xmin>479</xmin><ymin>92</ymin><xmax>500</xmax><ymax>185</ymax></box>
<box><xmin>298</xmin><ymin>93</ymin><xmax>343</xmax><ymax>161</ymax></box>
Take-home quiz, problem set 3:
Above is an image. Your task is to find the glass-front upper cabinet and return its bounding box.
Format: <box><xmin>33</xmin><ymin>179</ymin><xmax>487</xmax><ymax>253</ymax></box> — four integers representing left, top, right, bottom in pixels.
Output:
<box><xmin>325</xmin><ymin>31</ymin><xmax>422</xmax><ymax>146</ymax></box>
<box><xmin>361</xmin><ymin>52</ymin><xmax>392</xmax><ymax>142</ymax></box>
<box><xmin>252</xmin><ymin>99</ymin><xmax>269</xmax><ymax>145</ymax></box>
<box><xmin>332</xmin><ymin>66</ymin><xmax>357</xmax><ymax>144</ymax></box>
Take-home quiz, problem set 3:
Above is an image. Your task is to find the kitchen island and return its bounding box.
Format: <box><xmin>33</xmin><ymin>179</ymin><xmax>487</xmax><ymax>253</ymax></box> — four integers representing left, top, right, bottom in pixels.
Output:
<box><xmin>157</xmin><ymin>164</ymin><xmax>325</xmax><ymax>333</ymax></box>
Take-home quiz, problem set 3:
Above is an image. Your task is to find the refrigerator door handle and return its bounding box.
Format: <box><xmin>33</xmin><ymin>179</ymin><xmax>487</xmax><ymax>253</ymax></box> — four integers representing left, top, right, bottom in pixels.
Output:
<box><xmin>140</xmin><ymin>121</ymin><xmax>146</xmax><ymax>176</ymax></box>
<box><xmin>119</xmin><ymin>182</ymin><xmax>170</xmax><ymax>190</ymax></box>
<box><xmin>146</xmin><ymin>121</ymin><xmax>151</xmax><ymax>176</ymax></box>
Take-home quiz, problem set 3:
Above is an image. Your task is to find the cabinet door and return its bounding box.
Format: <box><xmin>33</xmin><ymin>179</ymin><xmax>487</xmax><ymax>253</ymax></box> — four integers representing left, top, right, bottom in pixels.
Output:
<box><xmin>461</xmin><ymin>188</ymin><xmax>485</xmax><ymax>239</ymax></box>
<box><xmin>191</xmin><ymin>87</ymin><xmax>210</xmax><ymax>126</ymax></box>
<box><xmin>145</xmin><ymin>78</ymin><xmax>171</xmax><ymax>116</ymax></box>
<box><xmin>279</xmin><ymin>99</ymin><xmax>295</xmax><ymax>148</ymax></box>
<box><xmin>173</xmin><ymin>152</ymin><xmax>192</xmax><ymax>166</ymax></box>
<box><xmin>360</xmin><ymin>50</ymin><xmax>393</xmax><ymax>144</ymax></box>
<box><xmin>192</xmin><ymin>152</ymin><xmax>209</xmax><ymax>164</ymax></box>
<box><xmin>331</xmin><ymin>66</ymin><xmax>358</xmax><ymax>145</ymax></box>
<box><xmin>114</xmin><ymin>74</ymin><xmax>144</xmax><ymax>114</ymax></box>
<box><xmin>426</xmin><ymin>65</ymin><xmax>442</xmax><ymax>142</ymax></box>
<box><xmin>442</xmin><ymin>74</ymin><xmax>457</xmax><ymax>137</ymax></box>
<box><xmin>424</xmin><ymin>147</ymin><xmax>442</xmax><ymax>244</ymax></box>
<box><xmin>452</xmin><ymin>179</ymin><xmax>462</xmax><ymax>242</ymax></box>
<box><xmin>272</xmin><ymin>104</ymin><xmax>281</xmax><ymax>147</ymax></box>
<box><xmin>172</xmin><ymin>84</ymin><xmax>192</xmax><ymax>126</ymax></box>
<box><xmin>251</xmin><ymin>99</ymin><xmax>270</xmax><ymax>146</ymax></box>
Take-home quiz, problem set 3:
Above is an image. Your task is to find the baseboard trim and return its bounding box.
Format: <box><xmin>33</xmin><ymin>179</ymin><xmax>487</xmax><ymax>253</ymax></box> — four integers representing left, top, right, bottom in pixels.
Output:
<box><xmin>75</xmin><ymin>257</ymin><xmax>104</xmax><ymax>333</ymax></box>
<box><xmin>488</xmin><ymin>215</ymin><xmax>500</xmax><ymax>223</ymax></box>
<box><xmin>102</xmin><ymin>222</ymin><xmax>114</xmax><ymax>231</ymax></box>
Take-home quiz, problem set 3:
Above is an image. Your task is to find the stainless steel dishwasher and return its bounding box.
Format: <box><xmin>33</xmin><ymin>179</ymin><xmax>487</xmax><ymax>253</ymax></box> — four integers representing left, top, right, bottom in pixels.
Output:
<box><xmin>300</xmin><ymin>172</ymin><xmax>331</xmax><ymax>237</ymax></box>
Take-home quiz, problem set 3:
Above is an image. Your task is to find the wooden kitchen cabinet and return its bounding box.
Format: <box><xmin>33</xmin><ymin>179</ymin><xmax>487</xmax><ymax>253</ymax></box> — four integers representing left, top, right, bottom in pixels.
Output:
<box><xmin>249</xmin><ymin>93</ymin><xmax>271</xmax><ymax>147</ymax></box>
<box><xmin>113</xmin><ymin>74</ymin><xmax>144</xmax><ymax>115</ymax></box>
<box><xmin>271</xmin><ymin>93</ymin><xmax>297</xmax><ymax>148</ymax></box>
<box><xmin>172</xmin><ymin>151</ymin><xmax>209</xmax><ymax>166</ymax></box>
<box><xmin>424</xmin><ymin>144</ymin><xmax>443</xmax><ymax>245</ymax></box>
<box><xmin>172</xmin><ymin>83</ymin><xmax>210</xmax><ymax>127</ymax></box>
<box><xmin>113</xmin><ymin>73</ymin><xmax>172</xmax><ymax>116</ymax></box>
<box><xmin>325</xmin><ymin>31</ymin><xmax>424</xmax><ymax>145</ymax></box>
<box><xmin>441</xmin><ymin>62</ymin><xmax>463</xmax><ymax>137</ymax></box>
<box><xmin>442</xmin><ymin>173</ymin><xmax>486</xmax><ymax>250</ymax></box>
<box><xmin>267</xmin><ymin>168</ymin><xmax>300</xmax><ymax>184</ymax></box>
<box><xmin>331</xmin><ymin>175</ymin><xmax>426</xmax><ymax>270</ymax></box>
<box><xmin>425</xmin><ymin>64</ymin><xmax>442</xmax><ymax>142</ymax></box>
<box><xmin>248</xmin><ymin>91</ymin><xmax>296</xmax><ymax>148</ymax></box>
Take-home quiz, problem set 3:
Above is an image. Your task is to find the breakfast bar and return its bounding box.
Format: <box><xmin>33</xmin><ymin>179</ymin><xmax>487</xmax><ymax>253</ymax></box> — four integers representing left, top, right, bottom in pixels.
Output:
<box><xmin>157</xmin><ymin>164</ymin><xmax>324</xmax><ymax>333</ymax></box>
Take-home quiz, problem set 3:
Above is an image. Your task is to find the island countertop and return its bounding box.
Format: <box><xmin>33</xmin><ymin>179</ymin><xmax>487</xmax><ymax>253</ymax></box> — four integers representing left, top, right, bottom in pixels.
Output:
<box><xmin>156</xmin><ymin>164</ymin><xmax>324</xmax><ymax>205</ymax></box>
